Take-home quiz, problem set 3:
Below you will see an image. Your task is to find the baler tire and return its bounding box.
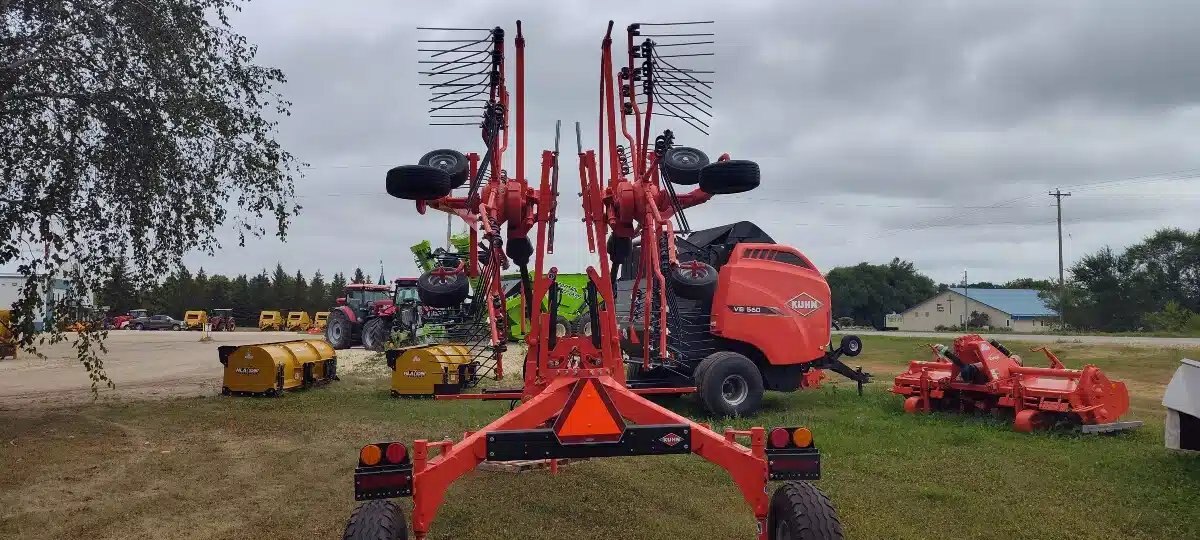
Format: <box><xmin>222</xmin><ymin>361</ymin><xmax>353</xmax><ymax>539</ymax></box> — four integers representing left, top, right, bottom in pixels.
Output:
<box><xmin>696</xmin><ymin>350</ymin><xmax>764</xmax><ymax>417</ymax></box>
<box><xmin>669</xmin><ymin>261</ymin><xmax>718</xmax><ymax>301</ymax></box>
<box><xmin>325</xmin><ymin>310</ymin><xmax>354</xmax><ymax>350</ymax></box>
<box><xmin>699</xmin><ymin>159</ymin><xmax>761</xmax><ymax>195</ymax></box>
<box><xmin>361</xmin><ymin>318</ymin><xmax>389</xmax><ymax>352</ymax></box>
<box><xmin>417</xmin><ymin>270</ymin><xmax>470</xmax><ymax>308</ymax></box>
<box><xmin>386</xmin><ymin>164</ymin><xmax>452</xmax><ymax>200</ymax></box>
<box><xmin>343</xmin><ymin>499</ymin><xmax>409</xmax><ymax>540</ymax></box>
<box><xmin>768</xmin><ymin>481</ymin><xmax>844</xmax><ymax>540</ymax></box>
<box><xmin>418</xmin><ymin>148</ymin><xmax>469</xmax><ymax>189</ymax></box>
<box><xmin>839</xmin><ymin>335</ymin><xmax>863</xmax><ymax>357</ymax></box>
<box><xmin>661</xmin><ymin>146</ymin><xmax>710</xmax><ymax>185</ymax></box>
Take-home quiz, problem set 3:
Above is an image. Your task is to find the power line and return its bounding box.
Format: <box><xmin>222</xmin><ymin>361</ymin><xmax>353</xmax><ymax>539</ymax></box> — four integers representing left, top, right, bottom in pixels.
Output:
<box><xmin>1050</xmin><ymin>188</ymin><xmax>1071</xmax><ymax>328</ymax></box>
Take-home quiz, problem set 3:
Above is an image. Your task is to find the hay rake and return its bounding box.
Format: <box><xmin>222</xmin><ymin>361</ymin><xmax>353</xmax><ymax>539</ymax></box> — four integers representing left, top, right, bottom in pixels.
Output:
<box><xmin>344</xmin><ymin>21</ymin><xmax>843</xmax><ymax>540</ymax></box>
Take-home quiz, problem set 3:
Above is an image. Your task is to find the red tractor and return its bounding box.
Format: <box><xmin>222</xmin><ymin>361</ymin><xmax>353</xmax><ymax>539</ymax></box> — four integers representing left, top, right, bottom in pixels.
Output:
<box><xmin>110</xmin><ymin>308</ymin><xmax>148</xmax><ymax>330</ymax></box>
<box><xmin>325</xmin><ymin>280</ymin><xmax>420</xmax><ymax>351</ymax></box>
<box><xmin>209</xmin><ymin>308</ymin><xmax>236</xmax><ymax>331</ymax></box>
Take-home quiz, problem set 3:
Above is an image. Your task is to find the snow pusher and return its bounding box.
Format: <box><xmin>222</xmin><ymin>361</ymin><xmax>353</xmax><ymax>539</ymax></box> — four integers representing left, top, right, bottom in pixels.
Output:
<box><xmin>218</xmin><ymin>339</ymin><xmax>338</xmax><ymax>396</ymax></box>
<box><xmin>892</xmin><ymin>334</ymin><xmax>1136</xmax><ymax>432</ymax></box>
<box><xmin>343</xmin><ymin>21</ymin><xmax>843</xmax><ymax>540</ymax></box>
<box><xmin>387</xmin><ymin>344</ymin><xmax>476</xmax><ymax>397</ymax></box>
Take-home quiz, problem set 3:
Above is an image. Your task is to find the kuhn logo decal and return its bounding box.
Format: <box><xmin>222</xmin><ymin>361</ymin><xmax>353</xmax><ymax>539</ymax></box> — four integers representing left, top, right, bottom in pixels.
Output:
<box><xmin>659</xmin><ymin>432</ymin><xmax>684</xmax><ymax>447</ymax></box>
<box><xmin>788</xmin><ymin>293</ymin><xmax>822</xmax><ymax>316</ymax></box>
<box><xmin>235</xmin><ymin>367</ymin><xmax>259</xmax><ymax>374</ymax></box>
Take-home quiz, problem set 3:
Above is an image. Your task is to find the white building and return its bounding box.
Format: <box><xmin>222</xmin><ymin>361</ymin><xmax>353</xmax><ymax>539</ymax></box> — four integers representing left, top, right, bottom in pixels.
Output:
<box><xmin>889</xmin><ymin>288</ymin><xmax>1057</xmax><ymax>333</ymax></box>
<box><xmin>0</xmin><ymin>273</ymin><xmax>79</xmax><ymax>331</ymax></box>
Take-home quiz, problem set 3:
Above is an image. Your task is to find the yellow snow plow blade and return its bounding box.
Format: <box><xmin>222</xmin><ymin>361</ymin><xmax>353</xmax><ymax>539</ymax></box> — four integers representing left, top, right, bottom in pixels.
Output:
<box><xmin>386</xmin><ymin>344</ymin><xmax>476</xmax><ymax>397</ymax></box>
<box><xmin>219</xmin><ymin>339</ymin><xmax>337</xmax><ymax>396</ymax></box>
<box><xmin>286</xmin><ymin>311</ymin><xmax>312</xmax><ymax>331</ymax></box>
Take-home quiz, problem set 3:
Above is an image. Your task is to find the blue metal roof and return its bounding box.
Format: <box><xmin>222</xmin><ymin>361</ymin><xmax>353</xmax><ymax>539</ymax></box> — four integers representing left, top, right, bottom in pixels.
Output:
<box><xmin>948</xmin><ymin>288</ymin><xmax>1056</xmax><ymax>318</ymax></box>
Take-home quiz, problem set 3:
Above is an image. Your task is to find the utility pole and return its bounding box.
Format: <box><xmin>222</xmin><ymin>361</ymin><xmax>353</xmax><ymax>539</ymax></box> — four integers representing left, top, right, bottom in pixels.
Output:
<box><xmin>1050</xmin><ymin>188</ymin><xmax>1071</xmax><ymax>328</ymax></box>
<box><xmin>446</xmin><ymin>213</ymin><xmax>453</xmax><ymax>250</ymax></box>
<box><xmin>962</xmin><ymin>270</ymin><xmax>969</xmax><ymax>330</ymax></box>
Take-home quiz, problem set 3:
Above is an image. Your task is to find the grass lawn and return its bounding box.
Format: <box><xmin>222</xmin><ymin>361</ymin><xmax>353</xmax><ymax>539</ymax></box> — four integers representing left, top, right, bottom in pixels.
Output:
<box><xmin>1</xmin><ymin>336</ymin><xmax>1198</xmax><ymax>539</ymax></box>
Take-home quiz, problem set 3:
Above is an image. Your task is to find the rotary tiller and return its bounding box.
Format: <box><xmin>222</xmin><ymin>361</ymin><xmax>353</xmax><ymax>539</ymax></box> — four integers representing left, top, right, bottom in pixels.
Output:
<box><xmin>344</xmin><ymin>21</ymin><xmax>843</xmax><ymax>540</ymax></box>
<box><xmin>892</xmin><ymin>334</ymin><xmax>1135</xmax><ymax>432</ymax></box>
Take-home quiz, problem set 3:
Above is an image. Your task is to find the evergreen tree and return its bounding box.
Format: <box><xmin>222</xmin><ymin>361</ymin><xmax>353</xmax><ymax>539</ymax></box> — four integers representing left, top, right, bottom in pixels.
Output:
<box><xmin>330</xmin><ymin>272</ymin><xmax>348</xmax><ymax>304</ymax></box>
<box><xmin>270</xmin><ymin>264</ymin><xmax>291</xmax><ymax>310</ymax></box>
<box><xmin>352</xmin><ymin>267</ymin><xmax>367</xmax><ymax>284</ymax></box>
<box><xmin>193</xmin><ymin>268</ymin><xmax>210</xmax><ymax>310</ymax></box>
<box><xmin>97</xmin><ymin>257</ymin><xmax>139</xmax><ymax>315</ymax></box>
<box><xmin>230</xmin><ymin>274</ymin><xmax>253</xmax><ymax>324</ymax></box>
<box><xmin>249</xmin><ymin>270</ymin><xmax>272</xmax><ymax>317</ymax></box>
<box><xmin>292</xmin><ymin>270</ymin><xmax>308</xmax><ymax>311</ymax></box>
<box><xmin>208</xmin><ymin>275</ymin><xmax>232</xmax><ymax>312</ymax></box>
<box><xmin>309</xmin><ymin>271</ymin><xmax>328</xmax><ymax>313</ymax></box>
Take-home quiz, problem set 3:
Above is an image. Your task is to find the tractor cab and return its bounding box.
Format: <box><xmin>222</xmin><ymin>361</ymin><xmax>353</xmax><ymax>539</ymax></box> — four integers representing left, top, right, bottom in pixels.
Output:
<box><xmin>393</xmin><ymin>278</ymin><xmax>419</xmax><ymax>304</ymax></box>
<box><xmin>341</xmin><ymin>284</ymin><xmax>393</xmax><ymax>317</ymax></box>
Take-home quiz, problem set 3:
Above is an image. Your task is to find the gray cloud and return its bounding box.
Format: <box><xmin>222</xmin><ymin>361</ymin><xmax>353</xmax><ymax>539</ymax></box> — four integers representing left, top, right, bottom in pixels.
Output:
<box><xmin>185</xmin><ymin>0</ymin><xmax>1200</xmax><ymax>287</ymax></box>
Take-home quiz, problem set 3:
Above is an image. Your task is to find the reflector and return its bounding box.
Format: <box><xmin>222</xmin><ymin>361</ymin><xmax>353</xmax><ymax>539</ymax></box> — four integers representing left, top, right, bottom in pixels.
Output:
<box><xmin>553</xmin><ymin>379</ymin><xmax>626</xmax><ymax>444</ymax></box>
<box><xmin>360</xmin><ymin>444</ymin><xmax>382</xmax><ymax>466</ymax></box>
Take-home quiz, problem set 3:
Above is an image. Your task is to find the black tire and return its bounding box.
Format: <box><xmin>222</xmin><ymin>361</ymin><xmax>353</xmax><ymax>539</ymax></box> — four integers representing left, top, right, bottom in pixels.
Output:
<box><xmin>767</xmin><ymin>482</ymin><xmax>844</xmax><ymax>540</ymax></box>
<box><xmin>506</xmin><ymin>237</ymin><xmax>534</xmax><ymax>267</ymax></box>
<box><xmin>133</xmin><ymin>323</ymin><xmax>144</xmax><ymax>331</ymax></box>
<box><xmin>418</xmin><ymin>149</ymin><xmax>469</xmax><ymax>189</ymax></box>
<box><xmin>839</xmin><ymin>335</ymin><xmax>862</xmax><ymax>357</ymax></box>
<box><xmin>417</xmin><ymin>269</ymin><xmax>470</xmax><ymax>308</ymax></box>
<box><xmin>661</xmin><ymin>146</ymin><xmax>709</xmax><ymax>185</ymax></box>
<box><xmin>573</xmin><ymin>316</ymin><xmax>593</xmax><ymax>337</ymax></box>
<box><xmin>343</xmin><ymin>499</ymin><xmax>409</xmax><ymax>540</ymax></box>
<box><xmin>361</xmin><ymin>318</ymin><xmax>390</xmax><ymax>352</ymax></box>
<box><xmin>699</xmin><ymin>160</ymin><xmax>760</xmax><ymax>195</ymax></box>
<box><xmin>669</xmin><ymin>261</ymin><xmax>718</xmax><ymax>301</ymax></box>
<box><xmin>554</xmin><ymin>315</ymin><xmax>571</xmax><ymax>338</ymax></box>
<box><xmin>695</xmin><ymin>350</ymin><xmax>764</xmax><ymax>417</ymax></box>
<box><xmin>386</xmin><ymin>164</ymin><xmax>452</xmax><ymax>200</ymax></box>
<box><xmin>325</xmin><ymin>310</ymin><xmax>353</xmax><ymax>350</ymax></box>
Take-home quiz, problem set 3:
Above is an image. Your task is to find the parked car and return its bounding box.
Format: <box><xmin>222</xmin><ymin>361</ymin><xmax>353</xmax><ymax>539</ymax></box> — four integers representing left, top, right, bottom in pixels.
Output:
<box><xmin>128</xmin><ymin>314</ymin><xmax>186</xmax><ymax>331</ymax></box>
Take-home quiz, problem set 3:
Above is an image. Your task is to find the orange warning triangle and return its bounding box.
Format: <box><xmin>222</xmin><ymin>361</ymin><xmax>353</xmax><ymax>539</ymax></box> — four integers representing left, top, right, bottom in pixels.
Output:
<box><xmin>553</xmin><ymin>379</ymin><xmax>626</xmax><ymax>444</ymax></box>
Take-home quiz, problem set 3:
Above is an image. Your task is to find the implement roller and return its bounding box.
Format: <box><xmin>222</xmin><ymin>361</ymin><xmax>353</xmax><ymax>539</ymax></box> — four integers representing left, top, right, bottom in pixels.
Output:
<box><xmin>892</xmin><ymin>334</ymin><xmax>1135</xmax><ymax>432</ymax></box>
<box><xmin>386</xmin><ymin>344</ymin><xmax>478</xmax><ymax>397</ymax></box>
<box><xmin>219</xmin><ymin>339</ymin><xmax>338</xmax><ymax>396</ymax></box>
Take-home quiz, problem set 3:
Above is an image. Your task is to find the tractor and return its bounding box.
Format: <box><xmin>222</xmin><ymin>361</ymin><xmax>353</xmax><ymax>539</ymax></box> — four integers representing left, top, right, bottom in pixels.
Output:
<box><xmin>617</xmin><ymin>220</ymin><xmax>870</xmax><ymax>416</ymax></box>
<box><xmin>111</xmin><ymin>308</ymin><xmax>148</xmax><ymax>330</ymax></box>
<box><xmin>344</xmin><ymin>21</ymin><xmax>843</xmax><ymax>540</ymax></box>
<box><xmin>501</xmin><ymin>273</ymin><xmax>596</xmax><ymax>340</ymax></box>
<box><xmin>209</xmin><ymin>308</ymin><xmax>236</xmax><ymax>331</ymax></box>
<box><xmin>325</xmin><ymin>280</ymin><xmax>419</xmax><ymax>351</ymax></box>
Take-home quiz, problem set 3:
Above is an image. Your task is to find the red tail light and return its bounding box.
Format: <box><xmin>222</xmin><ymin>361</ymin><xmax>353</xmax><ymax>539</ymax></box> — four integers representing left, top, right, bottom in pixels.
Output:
<box><xmin>768</xmin><ymin>428</ymin><xmax>791</xmax><ymax>448</ymax></box>
<box><xmin>385</xmin><ymin>442</ymin><xmax>408</xmax><ymax>464</ymax></box>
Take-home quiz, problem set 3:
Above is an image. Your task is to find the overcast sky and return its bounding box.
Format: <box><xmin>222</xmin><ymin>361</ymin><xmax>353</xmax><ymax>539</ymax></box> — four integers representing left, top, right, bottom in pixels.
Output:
<box><xmin>184</xmin><ymin>0</ymin><xmax>1200</xmax><ymax>285</ymax></box>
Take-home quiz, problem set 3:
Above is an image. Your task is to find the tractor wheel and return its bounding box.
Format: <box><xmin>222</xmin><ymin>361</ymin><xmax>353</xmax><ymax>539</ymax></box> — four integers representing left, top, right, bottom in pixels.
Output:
<box><xmin>361</xmin><ymin>318</ymin><xmax>390</xmax><ymax>352</ymax></box>
<box><xmin>325</xmin><ymin>310</ymin><xmax>354</xmax><ymax>350</ymax></box>
<box><xmin>133</xmin><ymin>323</ymin><xmax>144</xmax><ymax>331</ymax></box>
<box><xmin>699</xmin><ymin>159</ymin><xmax>760</xmax><ymax>195</ymax></box>
<box><xmin>669</xmin><ymin>261</ymin><xmax>718</xmax><ymax>301</ymax></box>
<box><xmin>696</xmin><ymin>350</ymin><xmax>764</xmax><ymax>417</ymax></box>
<box><xmin>418</xmin><ymin>149</ymin><xmax>470</xmax><ymax>189</ymax></box>
<box><xmin>386</xmin><ymin>164</ymin><xmax>452</xmax><ymax>200</ymax></box>
<box><xmin>838</xmin><ymin>335</ymin><xmax>862</xmax><ymax>357</ymax></box>
<box><xmin>554</xmin><ymin>315</ymin><xmax>571</xmax><ymax>339</ymax></box>
<box><xmin>226</xmin><ymin>320</ymin><xmax>237</xmax><ymax>331</ymax></box>
<box><xmin>661</xmin><ymin>146</ymin><xmax>709</xmax><ymax>185</ymax></box>
<box><xmin>573</xmin><ymin>316</ymin><xmax>593</xmax><ymax>338</ymax></box>
<box><xmin>417</xmin><ymin>269</ymin><xmax>470</xmax><ymax>308</ymax></box>
<box><xmin>767</xmin><ymin>482</ymin><xmax>844</xmax><ymax>540</ymax></box>
<box><xmin>343</xmin><ymin>499</ymin><xmax>408</xmax><ymax>540</ymax></box>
